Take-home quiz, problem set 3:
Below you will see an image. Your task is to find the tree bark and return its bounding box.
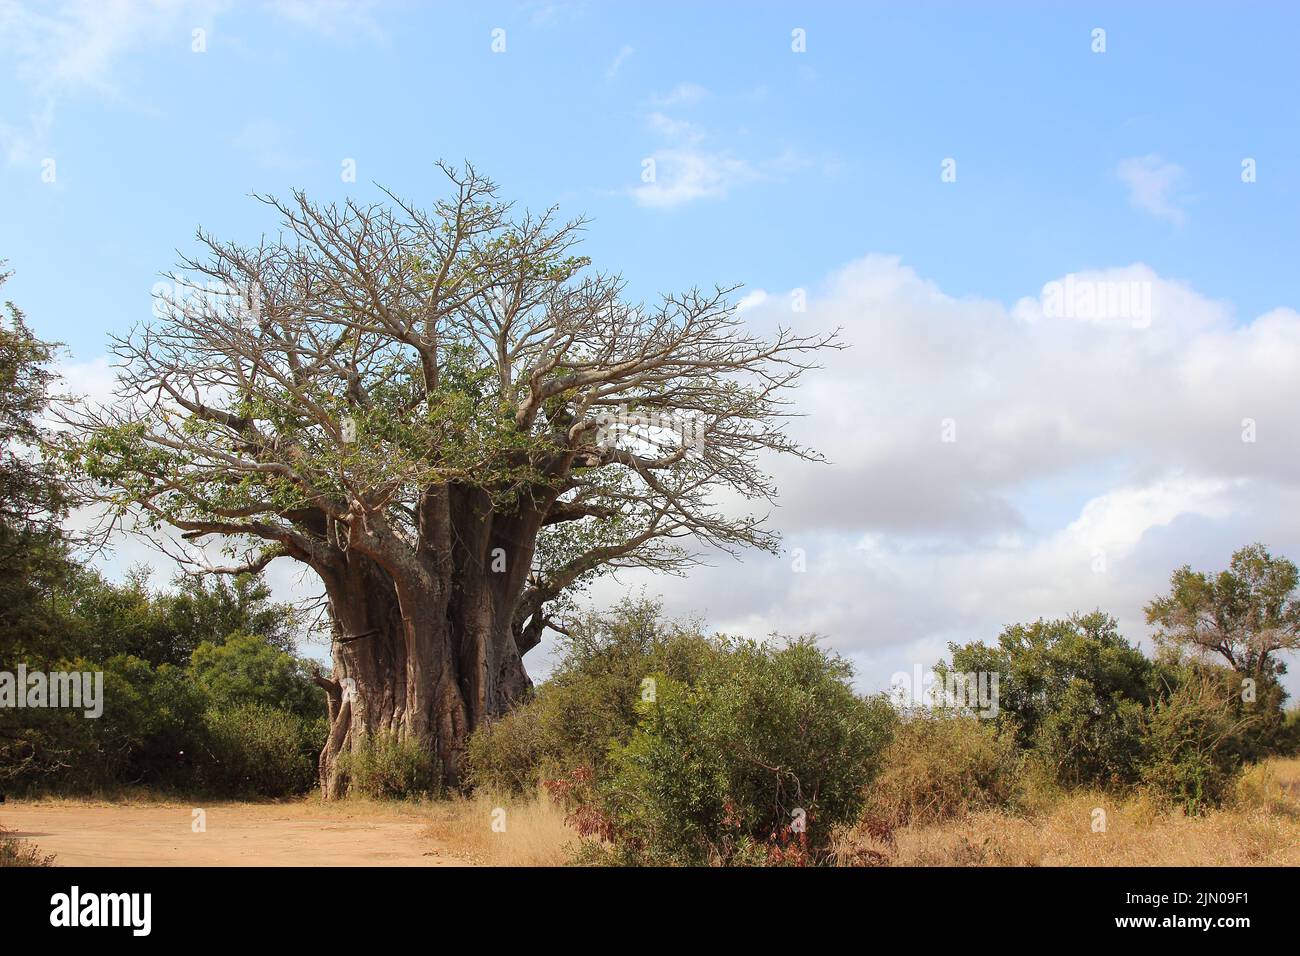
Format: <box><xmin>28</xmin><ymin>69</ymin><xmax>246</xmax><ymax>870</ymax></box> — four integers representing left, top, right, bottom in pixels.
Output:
<box><xmin>316</xmin><ymin>490</ymin><xmax>539</xmax><ymax>797</ymax></box>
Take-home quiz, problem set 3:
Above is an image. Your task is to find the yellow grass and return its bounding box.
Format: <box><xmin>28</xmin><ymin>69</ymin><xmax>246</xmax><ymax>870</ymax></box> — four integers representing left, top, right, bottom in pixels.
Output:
<box><xmin>837</xmin><ymin>757</ymin><xmax>1300</xmax><ymax>866</ymax></box>
<box><xmin>422</xmin><ymin>789</ymin><xmax>577</xmax><ymax>866</ymax></box>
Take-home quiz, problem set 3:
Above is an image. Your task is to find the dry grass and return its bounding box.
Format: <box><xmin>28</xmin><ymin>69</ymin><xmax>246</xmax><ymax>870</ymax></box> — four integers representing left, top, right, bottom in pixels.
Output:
<box><xmin>863</xmin><ymin>714</ymin><xmax>1027</xmax><ymax>827</ymax></box>
<box><xmin>13</xmin><ymin>758</ymin><xmax>1296</xmax><ymax>866</ymax></box>
<box><xmin>422</xmin><ymin>788</ymin><xmax>576</xmax><ymax>866</ymax></box>
<box><xmin>837</xmin><ymin>757</ymin><xmax>1300</xmax><ymax>867</ymax></box>
<box><xmin>0</xmin><ymin>825</ymin><xmax>56</xmax><ymax>867</ymax></box>
<box><xmin>422</xmin><ymin>759</ymin><xmax>1300</xmax><ymax>867</ymax></box>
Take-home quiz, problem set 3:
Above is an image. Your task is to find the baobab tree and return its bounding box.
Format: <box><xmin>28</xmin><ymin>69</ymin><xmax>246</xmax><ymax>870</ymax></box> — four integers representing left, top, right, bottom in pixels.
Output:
<box><xmin>59</xmin><ymin>165</ymin><xmax>837</xmax><ymax>794</ymax></box>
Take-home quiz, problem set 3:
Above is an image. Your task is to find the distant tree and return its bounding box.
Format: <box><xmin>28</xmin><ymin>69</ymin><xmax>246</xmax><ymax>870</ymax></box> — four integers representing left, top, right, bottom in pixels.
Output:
<box><xmin>160</xmin><ymin>572</ymin><xmax>302</xmax><ymax>656</ymax></box>
<box><xmin>190</xmin><ymin>632</ymin><xmax>323</xmax><ymax>719</ymax></box>
<box><xmin>0</xmin><ymin>265</ymin><xmax>74</xmax><ymax>662</ymax></box>
<box><xmin>58</xmin><ymin>165</ymin><xmax>836</xmax><ymax>792</ymax></box>
<box><xmin>59</xmin><ymin>567</ymin><xmax>301</xmax><ymax>667</ymax></box>
<box><xmin>947</xmin><ymin>613</ymin><xmax>1154</xmax><ymax>787</ymax></box>
<box><xmin>1145</xmin><ymin>543</ymin><xmax>1300</xmax><ymax>688</ymax></box>
<box><xmin>61</xmin><ymin>566</ymin><xmax>178</xmax><ymax>665</ymax></box>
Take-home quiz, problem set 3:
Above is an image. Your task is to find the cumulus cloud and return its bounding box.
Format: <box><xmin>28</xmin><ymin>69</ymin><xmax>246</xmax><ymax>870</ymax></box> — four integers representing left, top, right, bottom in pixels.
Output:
<box><xmin>533</xmin><ymin>256</ymin><xmax>1300</xmax><ymax>698</ymax></box>
<box><xmin>65</xmin><ymin>254</ymin><xmax>1300</xmax><ymax>695</ymax></box>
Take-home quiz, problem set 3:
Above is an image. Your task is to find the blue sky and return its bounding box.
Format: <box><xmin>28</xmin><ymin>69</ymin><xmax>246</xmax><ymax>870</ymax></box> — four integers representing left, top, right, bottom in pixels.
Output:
<box><xmin>5</xmin><ymin>1</ymin><xmax>1299</xmax><ymax>357</ymax></box>
<box><xmin>3</xmin><ymin>1</ymin><xmax>1300</xmax><ymax>694</ymax></box>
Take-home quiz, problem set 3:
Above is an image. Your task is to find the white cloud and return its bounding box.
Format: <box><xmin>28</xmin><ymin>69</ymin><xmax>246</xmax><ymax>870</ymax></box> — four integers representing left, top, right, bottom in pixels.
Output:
<box><xmin>650</xmin><ymin>82</ymin><xmax>709</xmax><ymax>108</ymax></box>
<box><xmin>632</xmin><ymin>148</ymin><xmax>758</xmax><ymax>208</ymax></box>
<box><xmin>534</xmin><ymin>256</ymin><xmax>1300</xmax><ymax>698</ymax></box>
<box><xmin>630</xmin><ymin>85</ymin><xmax>761</xmax><ymax>208</ymax></box>
<box><xmin>0</xmin><ymin>0</ymin><xmax>224</xmax><ymax>97</ymax></box>
<box><xmin>0</xmin><ymin>0</ymin><xmax>377</xmax><ymax>166</ymax></box>
<box><xmin>628</xmin><ymin>85</ymin><xmax>837</xmax><ymax>209</ymax></box>
<box><xmin>0</xmin><ymin>100</ymin><xmax>54</xmax><ymax>166</ymax></box>
<box><xmin>526</xmin><ymin>2</ymin><xmax>581</xmax><ymax>28</ymax></box>
<box><xmin>53</xmin><ymin>355</ymin><xmax>117</xmax><ymax>411</ymax></box>
<box><xmin>604</xmin><ymin>44</ymin><xmax>633</xmax><ymax>81</ymax></box>
<box><xmin>0</xmin><ymin>0</ymin><xmax>211</xmax><ymax>163</ymax></box>
<box><xmin>645</xmin><ymin>111</ymin><xmax>701</xmax><ymax>142</ymax></box>
<box><xmin>1117</xmin><ymin>153</ymin><xmax>1187</xmax><ymax>225</ymax></box>
<box><xmin>265</xmin><ymin>0</ymin><xmax>383</xmax><ymax>40</ymax></box>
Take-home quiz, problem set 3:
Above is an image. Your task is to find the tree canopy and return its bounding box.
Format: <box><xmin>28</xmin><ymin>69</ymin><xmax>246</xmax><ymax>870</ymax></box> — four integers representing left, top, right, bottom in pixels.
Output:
<box><xmin>1146</xmin><ymin>542</ymin><xmax>1300</xmax><ymax>685</ymax></box>
<box><xmin>60</xmin><ymin>163</ymin><xmax>834</xmax><ymax>647</ymax></box>
<box><xmin>54</xmin><ymin>165</ymin><xmax>839</xmax><ymax>788</ymax></box>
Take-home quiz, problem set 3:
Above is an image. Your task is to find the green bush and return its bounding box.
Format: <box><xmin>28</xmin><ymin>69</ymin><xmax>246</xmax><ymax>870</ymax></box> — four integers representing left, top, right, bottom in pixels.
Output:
<box><xmin>104</xmin><ymin>655</ymin><xmax>209</xmax><ymax>787</ymax></box>
<box><xmin>1032</xmin><ymin>680</ymin><xmax>1146</xmax><ymax>788</ymax></box>
<box><xmin>1138</xmin><ymin>671</ymin><xmax>1255</xmax><ymax>813</ymax></box>
<box><xmin>465</xmin><ymin>707</ymin><xmax>552</xmax><ymax>794</ymax></box>
<box><xmin>202</xmin><ymin>703</ymin><xmax>319</xmax><ymax>797</ymax></box>
<box><xmin>337</xmin><ymin>731</ymin><xmax>439</xmax><ymax>799</ymax></box>
<box><xmin>0</xmin><ymin>564</ymin><xmax>324</xmax><ymax>796</ymax></box>
<box><xmin>945</xmin><ymin>617</ymin><xmax>1263</xmax><ymax>811</ymax></box>
<box><xmin>465</xmin><ymin>598</ymin><xmax>714</xmax><ymax>793</ymax></box>
<box><xmin>866</xmin><ymin>713</ymin><xmax>1023</xmax><ymax>827</ymax></box>
<box><xmin>947</xmin><ymin>612</ymin><xmax>1156</xmax><ymax>789</ymax></box>
<box><xmin>590</xmin><ymin>638</ymin><xmax>895</xmax><ymax>865</ymax></box>
<box><xmin>190</xmin><ymin>632</ymin><xmax>324</xmax><ymax>720</ymax></box>
<box><xmin>0</xmin><ymin>654</ymin><xmax>208</xmax><ymax>793</ymax></box>
<box><xmin>1280</xmin><ymin>707</ymin><xmax>1300</xmax><ymax>756</ymax></box>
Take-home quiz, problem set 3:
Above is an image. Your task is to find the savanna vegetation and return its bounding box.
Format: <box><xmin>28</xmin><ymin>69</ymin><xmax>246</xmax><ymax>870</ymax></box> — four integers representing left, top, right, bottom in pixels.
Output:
<box><xmin>2</xmin><ymin>269</ymin><xmax>325</xmax><ymax>802</ymax></box>
<box><xmin>2</xmin><ymin>172</ymin><xmax>1298</xmax><ymax>870</ymax></box>
<box><xmin>457</xmin><ymin>596</ymin><xmax>1299</xmax><ymax>866</ymax></box>
<box><xmin>51</xmin><ymin>166</ymin><xmax>835</xmax><ymax>795</ymax></box>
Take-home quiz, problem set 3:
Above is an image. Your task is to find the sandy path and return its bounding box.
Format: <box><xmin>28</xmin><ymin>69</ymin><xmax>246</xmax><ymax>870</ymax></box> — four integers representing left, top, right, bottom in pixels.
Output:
<box><xmin>1</xmin><ymin>800</ymin><xmax>473</xmax><ymax>867</ymax></box>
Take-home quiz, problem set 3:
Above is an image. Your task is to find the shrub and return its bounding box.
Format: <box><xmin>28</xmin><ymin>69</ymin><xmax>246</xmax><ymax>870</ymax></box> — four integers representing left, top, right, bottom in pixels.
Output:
<box><xmin>0</xmin><ymin>654</ymin><xmax>207</xmax><ymax>793</ymax></box>
<box><xmin>0</xmin><ymin>827</ymin><xmax>55</xmax><ymax>867</ymax></box>
<box><xmin>866</xmin><ymin>713</ymin><xmax>1023</xmax><ymax>827</ymax></box>
<box><xmin>1031</xmin><ymin>680</ymin><xmax>1146</xmax><ymax>788</ymax></box>
<box><xmin>1138</xmin><ymin>671</ymin><xmax>1256</xmax><ymax>813</ymax></box>
<box><xmin>588</xmin><ymin>638</ymin><xmax>896</xmax><ymax>865</ymax></box>
<box><xmin>202</xmin><ymin>703</ymin><xmax>318</xmax><ymax>797</ymax></box>
<box><xmin>1280</xmin><ymin>708</ymin><xmax>1300</xmax><ymax>756</ymax></box>
<box><xmin>105</xmin><ymin>655</ymin><xmax>209</xmax><ymax>788</ymax></box>
<box><xmin>465</xmin><ymin>598</ymin><xmax>715</xmax><ymax>793</ymax></box>
<box><xmin>947</xmin><ymin>612</ymin><xmax>1156</xmax><ymax>789</ymax></box>
<box><xmin>337</xmin><ymin>731</ymin><xmax>440</xmax><ymax>799</ymax></box>
<box><xmin>465</xmin><ymin>707</ymin><xmax>552</xmax><ymax>795</ymax></box>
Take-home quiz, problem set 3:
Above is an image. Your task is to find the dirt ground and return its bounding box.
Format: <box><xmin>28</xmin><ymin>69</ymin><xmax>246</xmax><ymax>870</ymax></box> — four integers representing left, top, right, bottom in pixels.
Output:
<box><xmin>1</xmin><ymin>798</ymin><xmax>475</xmax><ymax>867</ymax></box>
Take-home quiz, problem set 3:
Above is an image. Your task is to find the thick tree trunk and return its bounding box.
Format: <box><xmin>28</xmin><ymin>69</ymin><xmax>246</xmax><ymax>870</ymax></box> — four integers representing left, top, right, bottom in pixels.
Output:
<box><xmin>316</xmin><ymin>491</ymin><xmax>538</xmax><ymax>797</ymax></box>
